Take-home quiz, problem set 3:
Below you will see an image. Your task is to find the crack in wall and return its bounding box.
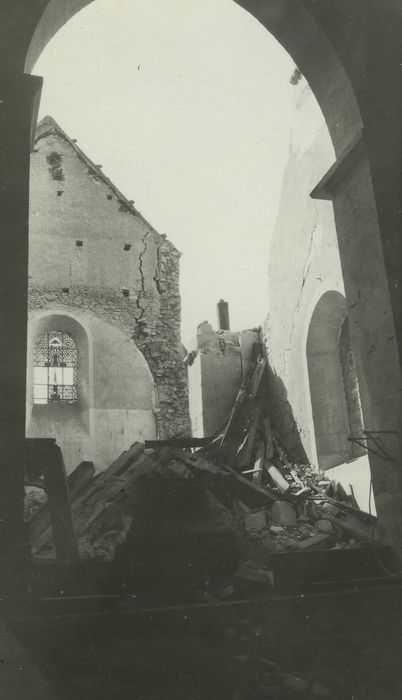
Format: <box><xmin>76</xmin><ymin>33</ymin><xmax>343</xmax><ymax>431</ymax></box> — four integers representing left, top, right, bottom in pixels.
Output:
<box><xmin>283</xmin><ymin>224</ymin><xmax>317</xmax><ymax>378</ymax></box>
<box><xmin>136</xmin><ymin>230</ymin><xmax>152</xmax><ymax>323</ymax></box>
<box><xmin>153</xmin><ymin>247</ymin><xmax>162</xmax><ymax>296</ymax></box>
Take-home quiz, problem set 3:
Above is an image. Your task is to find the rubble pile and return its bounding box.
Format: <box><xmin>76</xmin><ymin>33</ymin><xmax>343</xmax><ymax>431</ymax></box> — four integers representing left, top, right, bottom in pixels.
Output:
<box><xmin>29</xmin><ymin>349</ymin><xmax>378</xmax><ymax>601</ymax></box>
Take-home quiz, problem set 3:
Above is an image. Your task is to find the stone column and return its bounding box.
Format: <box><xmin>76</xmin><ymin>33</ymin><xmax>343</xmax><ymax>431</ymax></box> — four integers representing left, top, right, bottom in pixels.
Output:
<box><xmin>312</xmin><ymin>134</ymin><xmax>402</xmax><ymax>555</ymax></box>
<box><xmin>0</xmin><ymin>73</ymin><xmax>42</xmax><ymax>585</ymax></box>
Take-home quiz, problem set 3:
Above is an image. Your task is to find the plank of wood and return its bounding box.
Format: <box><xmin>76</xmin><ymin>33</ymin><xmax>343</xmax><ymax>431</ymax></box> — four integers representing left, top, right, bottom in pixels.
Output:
<box><xmin>42</xmin><ymin>443</ymin><xmax>78</xmax><ymax>561</ymax></box>
<box><xmin>67</xmin><ymin>444</ymin><xmax>145</xmax><ymax>522</ymax></box>
<box><xmin>262</xmin><ymin>417</ymin><xmax>274</xmax><ymax>461</ymax></box>
<box><xmin>171</xmin><ymin>449</ymin><xmax>280</xmax><ymax>507</ymax></box>
<box><xmin>76</xmin><ymin>453</ymin><xmax>158</xmax><ymax>540</ymax></box>
<box><xmin>220</xmin><ymin>354</ymin><xmax>267</xmax><ymax>468</ymax></box>
<box><xmin>228</xmin><ymin>469</ymin><xmax>280</xmax><ymax>507</ymax></box>
<box><xmin>33</xmin><ymin>448</ymin><xmax>137</xmax><ymax>551</ymax></box>
<box><xmin>30</xmin><ymin>461</ymin><xmax>95</xmax><ymax>551</ymax></box>
<box><xmin>267</xmin><ymin>464</ymin><xmax>290</xmax><ymax>494</ymax></box>
<box><xmin>236</xmin><ymin>401</ymin><xmax>262</xmax><ymax>471</ymax></box>
<box><xmin>249</xmin><ymin>356</ymin><xmax>267</xmax><ymax>399</ymax></box>
<box><xmin>311</xmin><ymin>495</ymin><xmax>376</xmax><ymax>523</ymax></box>
<box><xmin>145</xmin><ymin>437</ymin><xmax>215</xmax><ymax>449</ymax></box>
<box><xmin>101</xmin><ymin>442</ymin><xmax>145</xmax><ymax>478</ymax></box>
<box><xmin>219</xmin><ymin>376</ymin><xmax>249</xmax><ymax>447</ymax></box>
<box><xmin>68</xmin><ymin>461</ymin><xmax>96</xmax><ymax>498</ymax></box>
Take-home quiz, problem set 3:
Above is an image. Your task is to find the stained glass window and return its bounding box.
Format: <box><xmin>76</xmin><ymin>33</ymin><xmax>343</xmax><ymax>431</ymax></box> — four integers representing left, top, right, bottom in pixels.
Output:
<box><xmin>34</xmin><ymin>331</ymin><xmax>78</xmax><ymax>404</ymax></box>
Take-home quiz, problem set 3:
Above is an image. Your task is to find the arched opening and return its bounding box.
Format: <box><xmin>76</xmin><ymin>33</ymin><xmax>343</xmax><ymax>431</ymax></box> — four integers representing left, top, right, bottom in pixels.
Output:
<box><xmin>25</xmin><ymin>0</ymin><xmax>363</xmax><ymax>158</ymax></box>
<box><xmin>27</xmin><ymin>312</ymin><xmax>92</xmax><ymax>445</ymax></box>
<box><xmin>22</xmin><ymin>1</ymin><xmax>365</xmax><ymax>363</ymax></box>
<box><xmin>27</xmin><ymin>308</ymin><xmax>158</xmax><ymax>473</ymax></box>
<box><xmin>0</xmin><ymin>0</ymin><xmax>396</xmax><ymax>551</ymax></box>
<box><xmin>307</xmin><ymin>291</ymin><xmax>365</xmax><ymax>470</ymax></box>
<box><xmin>33</xmin><ymin>329</ymin><xmax>78</xmax><ymax>405</ymax></box>
<box><xmin>24</xmin><ymin>0</ymin><xmax>369</xmax><ymax>461</ymax></box>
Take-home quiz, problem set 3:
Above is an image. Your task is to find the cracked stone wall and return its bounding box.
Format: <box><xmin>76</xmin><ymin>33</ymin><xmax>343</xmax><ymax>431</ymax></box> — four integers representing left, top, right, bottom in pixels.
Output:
<box><xmin>265</xmin><ymin>80</ymin><xmax>371</xmax><ymax>506</ymax></box>
<box><xmin>27</xmin><ymin>118</ymin><xmax>190</xmax><ymax>470</ymax></box>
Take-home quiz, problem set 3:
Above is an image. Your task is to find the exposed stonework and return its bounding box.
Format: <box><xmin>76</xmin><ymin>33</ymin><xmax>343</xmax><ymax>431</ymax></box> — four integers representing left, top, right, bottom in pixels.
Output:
<box><xmin>27</xmin><ymin>116</ymin><xmax>190</xmax><ymax>471</ymax></box>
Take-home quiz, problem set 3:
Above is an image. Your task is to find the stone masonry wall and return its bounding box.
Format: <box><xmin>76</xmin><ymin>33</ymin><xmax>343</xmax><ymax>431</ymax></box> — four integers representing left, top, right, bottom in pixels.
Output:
<box><xmin>28</xmin><ymin>117</ymin><xmax>190</xmax><ymax>440</ymax></box>
<box><xmin>265</xmin><ymin>79</ymin><xmax>371</xmax><ymax>509</ymax></box>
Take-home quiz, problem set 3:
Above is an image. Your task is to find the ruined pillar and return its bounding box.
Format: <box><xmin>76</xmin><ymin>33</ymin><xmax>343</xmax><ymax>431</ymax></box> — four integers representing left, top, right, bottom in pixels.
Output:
<box><xmin>0</xmin><ymin>73</ymin><xmax>42</xmax><ymax>585</ymax></box>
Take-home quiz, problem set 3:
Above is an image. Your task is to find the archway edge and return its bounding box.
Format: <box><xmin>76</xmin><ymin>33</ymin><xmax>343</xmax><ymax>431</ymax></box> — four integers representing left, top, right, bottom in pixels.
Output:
<box><xmin>25</xmin><ymin>0</ymin><xmax>362</xmax><ymax>157</ymax></box>
<box><xmin>306</xmin><ymin>289</ymin><xmax>350</xmax><ymax>469</ymax></box>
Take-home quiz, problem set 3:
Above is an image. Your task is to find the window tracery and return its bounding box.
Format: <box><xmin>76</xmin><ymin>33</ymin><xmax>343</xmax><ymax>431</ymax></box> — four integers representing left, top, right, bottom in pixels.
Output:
<box><xmin>34</xmin><ymin>330</ymin><xmax>78</xmax><ymax>404</ymax></box>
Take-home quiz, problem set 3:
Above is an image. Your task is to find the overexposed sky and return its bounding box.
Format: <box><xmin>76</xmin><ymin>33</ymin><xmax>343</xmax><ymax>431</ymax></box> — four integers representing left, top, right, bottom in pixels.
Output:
<box><xmin>33</xmin><ymin>0</ymin><xmax>296</xmax><ymax>343</ymax></box>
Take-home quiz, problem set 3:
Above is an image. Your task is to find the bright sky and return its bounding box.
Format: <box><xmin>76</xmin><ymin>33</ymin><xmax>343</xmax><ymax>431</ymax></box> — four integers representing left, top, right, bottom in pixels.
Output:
<box><xmin>33</xmin><ymin>0</ymin><xmax>296</xmax><ymax>343</ymax></box>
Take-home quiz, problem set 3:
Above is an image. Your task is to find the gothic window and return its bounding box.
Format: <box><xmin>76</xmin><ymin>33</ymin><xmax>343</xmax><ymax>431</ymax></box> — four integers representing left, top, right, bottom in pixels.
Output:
<box><xmin>34</xmin><ymin>330</ymin><xmax>78</xmax><ymax>404</ymax></box>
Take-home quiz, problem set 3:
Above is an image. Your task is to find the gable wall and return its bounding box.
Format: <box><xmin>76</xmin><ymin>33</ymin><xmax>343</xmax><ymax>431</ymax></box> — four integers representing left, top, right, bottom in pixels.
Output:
<box><xmin>28</xmin><ymin>127</ymin><xmax>190</xmax><ymax>458</ymax></box>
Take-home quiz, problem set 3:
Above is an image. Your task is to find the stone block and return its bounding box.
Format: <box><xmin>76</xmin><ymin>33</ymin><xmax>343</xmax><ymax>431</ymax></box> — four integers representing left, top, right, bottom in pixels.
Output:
<box><xmin>244</xmin><ymin>511</ymin><xmax>267</xmax><ymax>532</ymax></box>
<box><xmin>313</xmin><ymin>518</ymin><xmax>336</xmax><ymax>535</ymax></box>
<box><xmin>271</xmin><ymin>501</ymin><xmax>297</xmax><ymax>527</ymax></box>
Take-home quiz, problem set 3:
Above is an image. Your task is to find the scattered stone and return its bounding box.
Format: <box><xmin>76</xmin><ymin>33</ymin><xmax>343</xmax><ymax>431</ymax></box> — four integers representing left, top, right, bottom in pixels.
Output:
<box><xmin>24</xmin><ymin>485</ymin><xmax>47</xmax><ymax>521</ymax></box>
<box><xmin>307</xmin><ymin>502</ymin><xmax>320</xmax><ymax>521</ymax></box>
<box><xmin>314</xmin><ymin>519</ymin><xmax>336</xmax><ymax>534</ymax></box>
<box><xmin>314</xmin><ymin>517</ymin><xmax>343</xmax><ymax>540</ymax></box>
<box><xmin>271</xmin><ymin>501</ymin><xmax>297</xmax><ymax>527</ymax></box>
<box><xmin>270</xmin><ymin>524</ymin><xmax>285</xmax><ymax>534</ymax></box>
<box><xmin>320</xmin><ymin>502</ymin><xmax>341</xmax><ymax>516</ymax></box>
<box><xmin>244</xmin><ymin>511</ymin><xmax>267</xmax><ymax>532</ymax></box>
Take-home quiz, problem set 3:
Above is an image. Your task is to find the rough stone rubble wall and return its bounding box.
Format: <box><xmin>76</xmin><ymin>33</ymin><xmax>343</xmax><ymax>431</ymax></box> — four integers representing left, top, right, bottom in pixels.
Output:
<box><xmin>27</xmin><ymin>257</ymin><xmax>190</xmax><ymax>439</ymax></box>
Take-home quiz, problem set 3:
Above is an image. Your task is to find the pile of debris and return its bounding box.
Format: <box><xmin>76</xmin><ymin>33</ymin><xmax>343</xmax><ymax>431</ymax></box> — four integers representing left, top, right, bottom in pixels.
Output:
<box><xmin>28</xmin><ymin>349</ymin><xmax>378</xmax><ymax>600</ymax></box>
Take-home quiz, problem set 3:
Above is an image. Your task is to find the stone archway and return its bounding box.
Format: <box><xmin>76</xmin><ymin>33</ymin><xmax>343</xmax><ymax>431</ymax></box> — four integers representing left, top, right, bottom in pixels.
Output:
<box><xmin>25</xmin><ymin>0</ymin><xmax>362</xmax><ymax>157</ymax></box>
<box><xmin>0</xmin><ymin>0</ymin><xmax>401</xmax><ymax>553</ymax></box>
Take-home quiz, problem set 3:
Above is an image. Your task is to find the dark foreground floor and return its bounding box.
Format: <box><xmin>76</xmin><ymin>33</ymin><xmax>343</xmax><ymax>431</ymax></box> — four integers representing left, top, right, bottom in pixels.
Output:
<box><xmin>3</xmin><ymin>577</ymin><xmax>402</xmax><ymax>700</ymax></box>
<box><xmin>1</xmin><ymin>546</ymin><xmax>402</xmax><ymax>700</ymax></box>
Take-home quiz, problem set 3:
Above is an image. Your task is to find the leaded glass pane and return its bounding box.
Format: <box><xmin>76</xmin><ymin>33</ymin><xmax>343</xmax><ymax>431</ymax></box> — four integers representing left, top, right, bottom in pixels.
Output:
<box><xmin>33</xmin><ymin>330</ymin><xmax>78</xmax><ymax>404</ymax></box>
<box><xmin>34</xmin><ymin>367</ymin><xmax>48</xmax><ymax>384</ymax></box>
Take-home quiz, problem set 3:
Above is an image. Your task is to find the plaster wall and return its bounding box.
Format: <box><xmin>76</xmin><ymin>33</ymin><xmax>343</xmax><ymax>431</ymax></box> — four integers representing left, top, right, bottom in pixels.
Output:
<box><xmin>30</xmin><ymin>120</ymin><xmax>162</xmax><ymax>297</ymax></box>
<box><xmin>265</xmin><ymin>79</ymin><xmax>371</xmax><ymax>509</ymax></box>
<box><xmin>188</xmin><ymin>323</ymin><xmax>259</xmax><ymax>438</ymax></box>
<box><xmin>26</xmin><ymin>309</ymin><xmax>156</xmax><ymax>472</ymax></box>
